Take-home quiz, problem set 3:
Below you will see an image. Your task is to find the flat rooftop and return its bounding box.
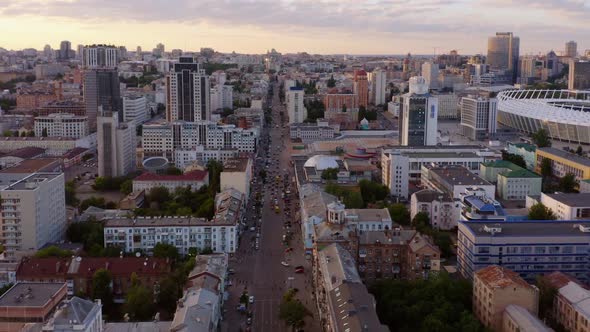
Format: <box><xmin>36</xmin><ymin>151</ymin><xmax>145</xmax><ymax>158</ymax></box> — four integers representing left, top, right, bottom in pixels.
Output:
<box><xmin>1</xmin><ymin>172</ymin><xmax>62</xmax><ymax>191</ymax></box>
<box><xmin>222</xmin><ymin>157</ymin><xmax>250</xmax><ymax>172</ymax></box>
<box><xmin>427</xmin><ymin>165</ymin><xmax>491</xmax><ymax>186</ymax></box>
<box><xmin>461</xmin><ymin>221</ymin><xmax>590</xmax><ymax>237</ymax></box>
<box><xmin>104</xmin><ymin>216</ymin><xmax>235</xmax><ymax>227</ymax></box>
<box><xmin>544</xmin><ymin>193</ymin><xmax>590</xmax><ymax>207</ymax></box>
<box><xmin>538</xmin><ymin>147</ymin><xmax>590</xmax><ymax>167</ymax></box>
<box><xmin>0</xmin><ymin>282</ymin><xmax>66</xmax><ymax>307</ymax></box>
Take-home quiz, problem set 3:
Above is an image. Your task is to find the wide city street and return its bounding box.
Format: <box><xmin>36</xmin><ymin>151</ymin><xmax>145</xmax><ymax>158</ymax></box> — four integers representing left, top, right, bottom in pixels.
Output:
<box><xmin>221</xmin><ymin>81</ymin><xmax>321</xmax><ymax>332</ymax></box>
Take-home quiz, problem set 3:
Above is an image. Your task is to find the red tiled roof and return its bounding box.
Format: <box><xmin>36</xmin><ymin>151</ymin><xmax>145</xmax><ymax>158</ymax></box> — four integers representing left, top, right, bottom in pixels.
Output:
<box><xmin>543</xmin><ymin>271</ymin><xmax>589</xmax><ymax>290</ymax></box>
<box><xmin>62</xmin><ymin>147</ymin><xmax>89</xmax><ymax>159</ymax></box>
<box><xmin>134</xmin><ymin>170</ymin><xmax>208</xmax><ymax>182</ymax></box>
<box><xmin>16</xmin><ymin>257</ymin><xmax>171</xmax><ymax>280</ymax></box>
<box><xmin>475</xmin><ymin>265</ymin><xmax>531</xmax><ymax>289</ymax></box>
<box><xmin>5</xmin><ymin>147</ymin><xmax>46</xmax><ymax>159</ymax></box>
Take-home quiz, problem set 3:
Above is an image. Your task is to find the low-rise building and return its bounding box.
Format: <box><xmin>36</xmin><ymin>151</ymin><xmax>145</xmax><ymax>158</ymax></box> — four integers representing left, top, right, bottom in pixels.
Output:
<box><xmin>301</xmin><ymin>155</ymin><xmax>374</xmax><ymax>184</ymax></box>
<box><xmin>535</xmin><ymin>147</ymin><xmax>590</xmax><ymax>182</ymax></box>
<box><xmin>16</xmin><ymin>257</ymin><xmax>171</xmax><ymax>301</ymax></box>
<box><xmin>174</xmin><ymin>146</ymin><xmax>239</xmax><ymax>170</ymax></box>
<box><xmin>503</xmin><ymin>304</ymin><xmax>552</xmax><ymax>332</ymax></box>
<box><xmin>473</xmin><ymin>265</ymin><xmax>539</xmax><ymax>331</ymax></box>
<box><xmin>220</xmin><ymin>157</ymin><xmax>252</xmax><ymax>197</ymax></box>
<box><xmin>458</xmin><ymin>221</ymin><xmax>590</xmax><ymax>282</ymax></box>
<box><xmin>480</xmin><ymin>160</ymin><xmax>542</xmax><ymax>200</ymax></box>
<box><xmin>132</xmin><ymin>170</ymin><xmax>209</xmax><ymax>193</ymax></box>
<box><xmin>381</xmin><ymin>145</ymin><xmax>499</xmax><ymax>199</ymax></box>
<box><xmin>506</xmin><ymin>142</ymin><xmax>536</xmax><ymax>170</ymax></box>
<box><xmin>540</xmin><ymin>192</ymin><xmax>590</xmax><ymax>220</ymax></box>
<box><xmin>34</xmin><ymin>113</ymin><xmax>89</xmax><ymax>139</ymax></box>
<box><xmin>410</xmin><ymin>189</ymin><xmax>460</xmax><ymax>230</ymax></box>
<box><xmin>42</xmin><ymin>297</ymin><xmax>103</xmax><ymax>332</ymax></box>
<box><xmin>554</xmin><ymin>281</ymin><xmax>590</xmax><ymax>332</ymax></box>
<box><xmin>460</xmin><ymin>188</ymin><xmax>506</xmax><ymax>221</ymax></box>
<box><xmin>421</xmin><ymin>164</ymin><xmax>496</xmax><ymax>199</ymax></box>
<box><xmin>314</xmin><ymin>244</ymin><xmax>389</xmax><ymax>332</ymax></box>
<box><xmin>289</xmin><ymin>123</ymin><xmax>335</xmax><ymax>142</ymax></box>
<box><xmin>0</xmin><ymin>282</ymin><xmax>67</xmax><ymax>332</ymax></box>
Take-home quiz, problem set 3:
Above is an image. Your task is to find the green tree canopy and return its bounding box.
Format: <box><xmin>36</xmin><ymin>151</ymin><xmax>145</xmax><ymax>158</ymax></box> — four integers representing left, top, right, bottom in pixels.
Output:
<box><xmin>528</xmin><ymin>202</ymin><xmax>557</xmax><ymax>220</ymax></box>
<box><xmin>540</xmin><ymin>158</ymin><xmax>552</xmax><ymax>178</ymax></box>
<box><xmin>125</xmin><ymin>284</ymin><xmax>155</xmax><ymax>321</ymax></box>
<box><xmin>279</xmin><ymin>289</ymin><xmax>311</xmax><ymax>330</ymax></box>
<box><xmin>388</xmin><ymin>203</ymin><xmax>410</xmax><ymax>225</ymax></box>
<box><xmin>34</xmin><ymin>246</ymin><xmax>73</xmax><ymax>258</ymax></box>
<box><xmin>559</xmin><ymin>173</ymin><xmax>578</xmax><ymax>193</ymax></box>
<box><xmin>152</xmin><ymin>243</ymin><xmax>179</xmax><ymax>261</ymax></box>
<box><xmin>532</xmin><ymin>129</ymin><xmax>551</xmax><ymax>147</ymax></box>
<box><xmin>120</xmin><ymin>179</ymin><xmax>133</xmax><ymax>195</ymax></box>
<box><xmin>92</xmin><ymin>268</ymin><xmax>113</xmax><ymax>306</ymax></box>
<box><xmin>327</xmin><ymin>75</ymin><xmax>336</xmax><ymax>88</ymax></box>
<box><xmin>501</xmin><ymin>151</ymin><xmax>527</xmax><ymax>169</ymax></box>
<box><xmin>321</xmin><ymin>167</ymin><xmax>339</xmax><ymax>180</ymax></box>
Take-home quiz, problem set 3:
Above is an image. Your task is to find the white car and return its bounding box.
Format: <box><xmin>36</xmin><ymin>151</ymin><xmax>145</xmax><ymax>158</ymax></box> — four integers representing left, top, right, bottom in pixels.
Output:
<box><xmin>249</xmin><ymin>296</ymin><xmax>255</xmax><ymax>304</ymax></box>
<box><xmin>281</xmin><ymin>261</ymin><xmax>290</xmax><ymax>267</ymax></box>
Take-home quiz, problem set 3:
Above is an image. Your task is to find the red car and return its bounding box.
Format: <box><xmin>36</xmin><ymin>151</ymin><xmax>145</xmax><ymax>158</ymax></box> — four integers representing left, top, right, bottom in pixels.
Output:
<box><xmin>294</xmin><ymin>266</ymin><xmax>304</xmax><ymax>273</ymax></box>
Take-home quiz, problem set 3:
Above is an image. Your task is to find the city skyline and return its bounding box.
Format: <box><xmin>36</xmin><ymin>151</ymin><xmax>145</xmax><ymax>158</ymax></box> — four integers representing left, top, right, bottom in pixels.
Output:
<box><xmin>0</xmin><ymin>0</ymin><xmax>588</xmax><ymax>55</ymax></box>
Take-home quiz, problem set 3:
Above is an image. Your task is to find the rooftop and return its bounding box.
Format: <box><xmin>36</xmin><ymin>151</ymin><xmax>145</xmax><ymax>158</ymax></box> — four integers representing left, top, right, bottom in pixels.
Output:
<box><xmin>426</xmin><ymin>165</ymin><xmax>492</xmax><ymax>186</ymax></box>
<box><xmin>0</xmin><ymin>158</ymin><xmax>61</xmax><ymax>174</ymax></box>
<box><xmin>460</xmin><ymin>221</ymin><xmax>590</xmax><ymax>237</ymax></box>
<box><xmin>189</xmin><ymin>254</ymin><xmax>228</xmax><ymax>282</ymax></box>
<box><xmin>134</xmin><ymin>170</ymin><xmax>208</xmax><ymax>182</ymax></box>
<box><xmin>538</xmin><ymin>147</ymin><xmax>590</xmax><ymax>167</ymax></box>
<box><xmin>558</xmin><ymin>281</ymin><xmax>590</xmax><ymax>320</ymax></box>
<box><xmin>318</xmin><ymin>244</ymin><xmax>361</xmax><ymax>292</ymax></box>
<box><xmin>170</xmin><ymin>287</ymin><xmax>219</xmax><ymax>332</ymax></box>
<box><xmin>412</xmin><ymin>189</ymin><xmax>455</xmax><ymax>202</ymax></box>
<box><xmin>222</xmin><ymin>157</ymin><xmax>250</xmax><ymax>172</ymax></box>
<box><xmin>503</xmin><ymin>305</ymin><xmax>552</xmax><ymax>332</ymax></box>
<box><xmin>48</xmin><ymin>297</ymin><xmax>100</xmax><ymax>328</ymax></box>
<box><xmin>2</xmin><ymin>147</ymin><xmax>46</xmax><ymax>159</ymax></box>
<box><xmin>104</xmin><ymin>322</ymin><xmax>172</xmax><ymax>332</ymax></box>
<box><xmin>345</xmin><ymin>208</ymin><xmax>392</xmax><ymax>223</ymax></box>
<box><xmin>475</xmin><ymin>265</ymin><xmax>531</xmax><ymax>289</ymax></box>
<box><xmin>1</xmin><ymin>172</ymin><xmax>62</xmax><ymax>191</ymax></box>
<box><xmin>104</xmin><ymin>216</ymin><xmax>235</xmax><ymax>227</ymax></box>
<box><xmin>0</xmin><ymin>282</ymin><xmax>66</xmax><ymax>308</ymax></box>
<box><xmin>543</xmin><ymin>192</ymin><xmax>590</xmax><ymax>207</ymax></box>
<box><xmin>542</xmin><ymin>271</ymin><xmax>588</xmax><ymax>290</ymax></box>
<box><xmin>329</xmin><ymin>283</ymin><xmax>390</xmax><ymax>332</ymax></box>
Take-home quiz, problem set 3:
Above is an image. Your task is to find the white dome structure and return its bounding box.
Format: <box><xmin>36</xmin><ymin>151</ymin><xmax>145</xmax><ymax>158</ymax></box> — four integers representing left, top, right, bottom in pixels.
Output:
<box><xmin>303</xmin><ymin>155</ymin><xmax>340</xmax><ymax>170</ymax></box>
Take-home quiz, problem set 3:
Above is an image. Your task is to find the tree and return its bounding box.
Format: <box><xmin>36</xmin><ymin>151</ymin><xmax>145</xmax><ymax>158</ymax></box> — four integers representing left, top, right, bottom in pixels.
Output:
<box><xmin>125</xmin><ymin>284</ymin><xmax>155</xmax><ymax>321</ymax></box>
<box><xmin>388</xmin><ymin>203</ymin><xmax>410</xmax><ymax>225</ymax></box>
<box><xmin>34</xmin><ymin>246</ymin><xmax>72</xmax><ymax>258</ymax></box>
<box><xmin>412</xmin><ymin>212</ymin><xmax>431</xmax><ymax>232</ymax></box>
<box><xmin>343</xmin><ymin>191</ymin><xmax>364</xmax><ymax>209</ymax></box>
<box><xmin>165</xmin><ymin>166</ymin><xmax>182</xmax><ymax>175</ymax></box>
<box><xmin>2</xmin><ymin>130</ymin><xmax>12</xmax><ymax>137</ymax></box>
<box><xmin>79</xmin><ymin>196</ymin><xmax>107</xmax><ymax>211</ymax></box>
<box><xmin>27</xmin><ymin>130</ymin><xmax>34</xmax><ymax>137</ymax></box>
<box><xmin>559</xmin><ymin>173</ymin><xmax>578</xmax><ymax>193</ymax></box>
<box><xmin>358</xmin><ymin>180</ymin><xmax>389</xmax><ymax>204</ymax></box>
<box><xmin>501</xmin><ymin>151</ymin><xmax>527</xmax><ymax>169</ymax></box>
<box><xmin>65</xmin><ymin>180</ymin><xmax>78</xmax><ymax>206</ymax></box>
<box><xmin>92</xmin><ymin>269</ymin><xmax>113</xmax><ymax>306</ymax></box>
<box><xmin>532</xmin><ymin>129</ymin><xmax>551</xmax><ymax>147</ymax></box>
<box><xmin>541</xmin><ymin>158</ymin><xmax>552</xmax><ymax>178</ymax></box>
<box><xmin>279</xmin><ymin>290</ymin><xmax>311</xmax><ymax>330</ymax></box>
<box><xmin>153</xmin><ymin>243</ymin><xmax>179</xmax><ymax>261</ymax></box>
<box><xmin>157</xmin><ymin>277</ymin><xmax>181</xmax><ymax>318</ymax></box>
<box><xmin>528</xmin><ymin>202</ymin><xmax>557</xmax><ymax>220</ymax></box>
<box><xmin>206</xmin><ymin>159</ymin><xmax>223</xmax><ymax>193</ymax></box>
<box><xmin>327</xmin><ymin>75</ymin><xmax>336</xmax><ymax>88</ymax></box>
<box><xmin>41</xmin><ymin>127</ymin><xmax>48</xmax><ymax>137</ymax></box>
<box><xmin>147</xmin><ymin>187</ymin><xmax>171</xmax><ymax>208</ymax></box>
<box><xmin>120</xmin><ymin>179</ymin><xmax>133</xmax><ymax>195</ymax></box>
<box><xmin>576</xmin><ymin>145</ymin><xmax>584</xmax><ymax>156</ymax></box>
<box><xmin>321</xmin><ymin>168</ymin><xmax>338</xmax><ymax>180</ymax></box>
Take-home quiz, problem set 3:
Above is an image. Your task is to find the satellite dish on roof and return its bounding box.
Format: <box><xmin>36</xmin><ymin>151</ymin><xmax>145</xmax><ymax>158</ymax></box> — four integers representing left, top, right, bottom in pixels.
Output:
<box><xmin>136</xmin><ymin>252</ymin><xmax>141</xmax><ymax>258</ymax></box>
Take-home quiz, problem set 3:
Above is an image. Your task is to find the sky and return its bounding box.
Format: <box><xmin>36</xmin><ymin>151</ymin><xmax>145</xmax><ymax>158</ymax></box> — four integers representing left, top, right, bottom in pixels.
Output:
<box><xmin>0</xmin><ymin>0</ymin><xmax>588</xmax><ymax>55</ymax></box>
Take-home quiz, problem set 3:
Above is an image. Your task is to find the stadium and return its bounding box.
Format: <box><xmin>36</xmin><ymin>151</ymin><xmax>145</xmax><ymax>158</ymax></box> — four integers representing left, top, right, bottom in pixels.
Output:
<box><xmin>497</xmin><ymin>89</ymin><xmax>590</xmax><ymax>145</ymax></box>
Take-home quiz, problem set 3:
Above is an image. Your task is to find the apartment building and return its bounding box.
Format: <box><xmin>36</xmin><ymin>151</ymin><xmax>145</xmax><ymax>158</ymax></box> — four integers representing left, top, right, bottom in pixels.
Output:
<box><xmin>536</xmin><ymin>147</ymin><xmax>590</xmax><ymax>182</ymax></box>
<box><xmin>286</xmin><ymin>87</ymin><xmax>307</xmax><ymax>124</ymax></box>
<box><xmin>503</xmin><ymin>304</ymin><xmax>552</xmax><ymax>332</ymax></box>
<box><xmin>141</xmin><ymin>121</ymin><xmax>258</xmax><ymax>161</ymax></box>
<box><xmin>540</xmin><ymin>192</ymin><xmax>590</xmax><ymax>220</ymax></box>
<box><xmin>421</xmin><ymin>164</ymin><xmax>496</xmax><ymax>199</ymax></box>
<box><xmin>174</xmin><ymin>146</ymin><xmax>239</xmax><ymax>170</ymax></box>
<box><xmin>314</xmin><ymin>244</ymin><xmax>389</xmax><ymax>332</ymax></box>
<box><xmin>0</xmin><ymin>173</ymin><xmax>66</xmax><ymax>259</ymax></box>
<box><xmin>122</xmin><ymin>94</ymin><xmax>148</xmax><ymax>124</ymax></box>
<box><xmin>458</xmin><ymin>221</ymin><xmax>590</xmax><ymax>283</ymax></box>
<box><xmin>410</xmin><ymin>189</ymin><xmax>460</xmax><ymax>230</ymax></box>
<box><xmin>473</xmin><ymin>265</ymin><xmax>539</xmax><ymax>331</ymax></box>
<box><xmin>132</xmin><ymin>170</ymin><xmax>209</xmax><ymax>194</ymax></box>
<box><xmin>289</xmin><ymin>123</ymin><xmax>335</xmax><ymax>142</ymax></box>
<box><xmin>220</xmin><ymin>157</ymin><xmax>252</xmax><ymax>197</ymax></box>
<box><xmin>104</xmin><ymin>189</ymin><xmax>243</xmax><ymax>254</ymax></box>
<box><xmin>166</xmin><ymin>57</ymin><xmax>211</xmax><ymax>122</ymax></box>
<box><xmin>42</xmin><ymin>297</ymin><xmax>103</xmax><ymax>332</ymax></box>
<box><xmin>555</xmin><ymin>281</ymin><xmax>590</xmax><ymax>332</ymax></box>
<box><xmin>97</xmin><ymin>111</ymin><xmax>136</xmax><ymax>178</ymax></box>
<box><xmin>34</xmin><ymin>113</ymin><xmax>89</xmax><ymax>139</ymax></box>
<box><xmin>381</xmin><ymin>145</ymin><xmax>499</xmax><ymax>198</ymax></box>
<box><xmin>480</xmin><ymin>160</ymin><xmax>542</xmax><ymax>200</ymax></box>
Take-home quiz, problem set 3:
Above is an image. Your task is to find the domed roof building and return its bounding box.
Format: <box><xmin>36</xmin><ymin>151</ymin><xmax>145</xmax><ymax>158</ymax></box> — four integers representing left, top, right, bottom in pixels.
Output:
<box><xmin>303</xmin><ymin>155</ymin><xmax>340</xmax><ymax>171</ymax></box>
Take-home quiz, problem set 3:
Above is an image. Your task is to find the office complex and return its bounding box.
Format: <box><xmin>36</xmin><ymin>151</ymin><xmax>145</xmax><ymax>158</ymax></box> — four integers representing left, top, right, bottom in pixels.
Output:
<box><xmin>539</xmin><ymin>193</ymin><xmax>590</xmax><ymax>220</ymax></box>
<box><xmin>399</xmin><ymin>77</ymin><xmax>438</xmax><ymax>146</ymax></box>
<box><xmin>479</xmin><ymin>160</ymin><xmax>542</xmax><ymax>200</ymax></box>
<box><xmin>458</xmin><ymin>221</ymin><xmax>590</xmax><ymax>283</ymax></box>
<box><xmin>568</xmin><ymin>60</ymin><xmax>590</xmax><ymax>90</ymax></box>
<box><xmin>0</xmin><ymin>173</ymin><xmax>66</xmax><ymax>259</ymax></box>
<box><xmin>97</xmin><ymin>111</ymin><xmax>136</xmax><ymax>177</ymax></box>
<box><xmin>141</xmin><ymin>121</ymin><xmax>258</xmax><ymax>161</ymax></box>
<box><xmin>460</xmin><ymin>96</ymin><xmax>497</xmax><ymax>141</ymax></box>
<box><xmin>566</xmin><ymin>40</ymin><xmax>578</xmax><ymax>58</ymax></box>
<box><xmin>421</xmin><ymin>62</ymin><xmax>439</xmax><ymax>90</ymax></box>
<box><xmin>122</xmin><ymin>94</ymin><xmax>148</xmax><ymax>124</ymax></box>
<box><xmin>286</xmin><ymin>86</ymin><xmax>306</xmax><ymax>124</ymax></box>
<box><xmin>535</xmin><ymin>147</ymin><xmax>590</xmax><ymax>181</ymax></box>
<box><xmin>487</xmin><ymin>32</ymin><xmax>520</xmax><ymax>82</ymax></box>
<box><xmin>34</xmin><ymin>113</ymin><xmax>89</xmax><ymax>139</ymax></box>
<box><xmin>435</xmin><ymin>94</ymin><xmax>459</xmax><ymax>119</ymax></box>
<box><xmin>369</xmin><ymin>68</ymin><xmax>387</xmax><ymax>105</ymax></box>
<box><xmin>381</xmin><ymin>145</ymin><xmax>499</xmax><ymax>198</ymax></box>
<box><xmin>166</xmin><ymin>57</ymin><xmax>211</xmax><ymax>122</ymax></box>
<box><xmin>83</xmin><ymin>69</ymin><xmax>122</xmax><ymax>131</ymax></box>
<box><xmin>83</xmin><ymin>45</ymin><xmax>119</xmax><ymax>69</ymax></box>
<box><xmin>497</xmin><ymin>89</ymin><xmax>590</xmax><ymax>145</ymax></box>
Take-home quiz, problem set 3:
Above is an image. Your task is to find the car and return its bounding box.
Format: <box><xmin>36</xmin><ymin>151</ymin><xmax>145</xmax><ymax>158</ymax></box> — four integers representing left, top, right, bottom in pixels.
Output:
<box><xmin>281</xmin><ymin>261</ymin><xmax>290</xmax><ymax>267</ymax></box>
<box><xmin>250</xmin><ymin>226</ymin><xmax>256</xmax><ymax>232</ymax></box>
<box><xmin>228</xmin><ymin>268</ymin><xmax>235</xmax><ymax>275</ymax></box>
<box><xmin>295</xmin><ymin>265</ymin><xmax>304</xmax><ymax>273</ymax></box>
<box><xmin>249</xmin><ymin>296</ymin><xmax>255</xmax><ymax>303</ymax></box>
<box><xmin>247</xmin><ymin>317</ymin><xmax>252</xmax><ymax>325</ymax></box>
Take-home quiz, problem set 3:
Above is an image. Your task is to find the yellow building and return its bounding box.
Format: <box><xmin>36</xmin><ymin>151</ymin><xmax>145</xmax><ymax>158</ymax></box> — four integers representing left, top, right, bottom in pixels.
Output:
<box><xmin>473</xmin><ymin>265</ymin><xmax>539</xmax><ymax>331</ymax></box>
<box><xmin>555</xmin><ymin>281</ymin><xmax>590</xmax><ymax>332</ymax></box>
<box><xmin>536</xmin><ymin>147</ymin><xmax>590</xmax><ymax>182</ymax></box>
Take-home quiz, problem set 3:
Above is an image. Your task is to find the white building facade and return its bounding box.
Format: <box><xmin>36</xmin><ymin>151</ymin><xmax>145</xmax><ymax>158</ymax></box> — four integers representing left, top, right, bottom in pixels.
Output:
<box><xmin>34</xmin><ymin>113</ymin><xmax>89</xmax><ymax>139</ymax></box>
<box><xmin>286</xmin><ymin>87</ymin><xmax>307</xmax><ymax>124</ymax></box>
<box><xmin>122</xmin><ymin>95</ymin><xmax>148</xmax><ymax>124</ymax></box>
<box><xmin>97</xmin><ymin>111</ymin><xmax>136</xmax><ymax>177</ymax></box>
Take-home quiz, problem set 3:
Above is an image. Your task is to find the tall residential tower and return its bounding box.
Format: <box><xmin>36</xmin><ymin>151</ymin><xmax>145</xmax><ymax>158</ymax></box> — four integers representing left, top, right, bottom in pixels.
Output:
<box><xmin>166</xmin><ymin>57</ymin><xmax>211</xmax><ymax>122</ymax></box>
